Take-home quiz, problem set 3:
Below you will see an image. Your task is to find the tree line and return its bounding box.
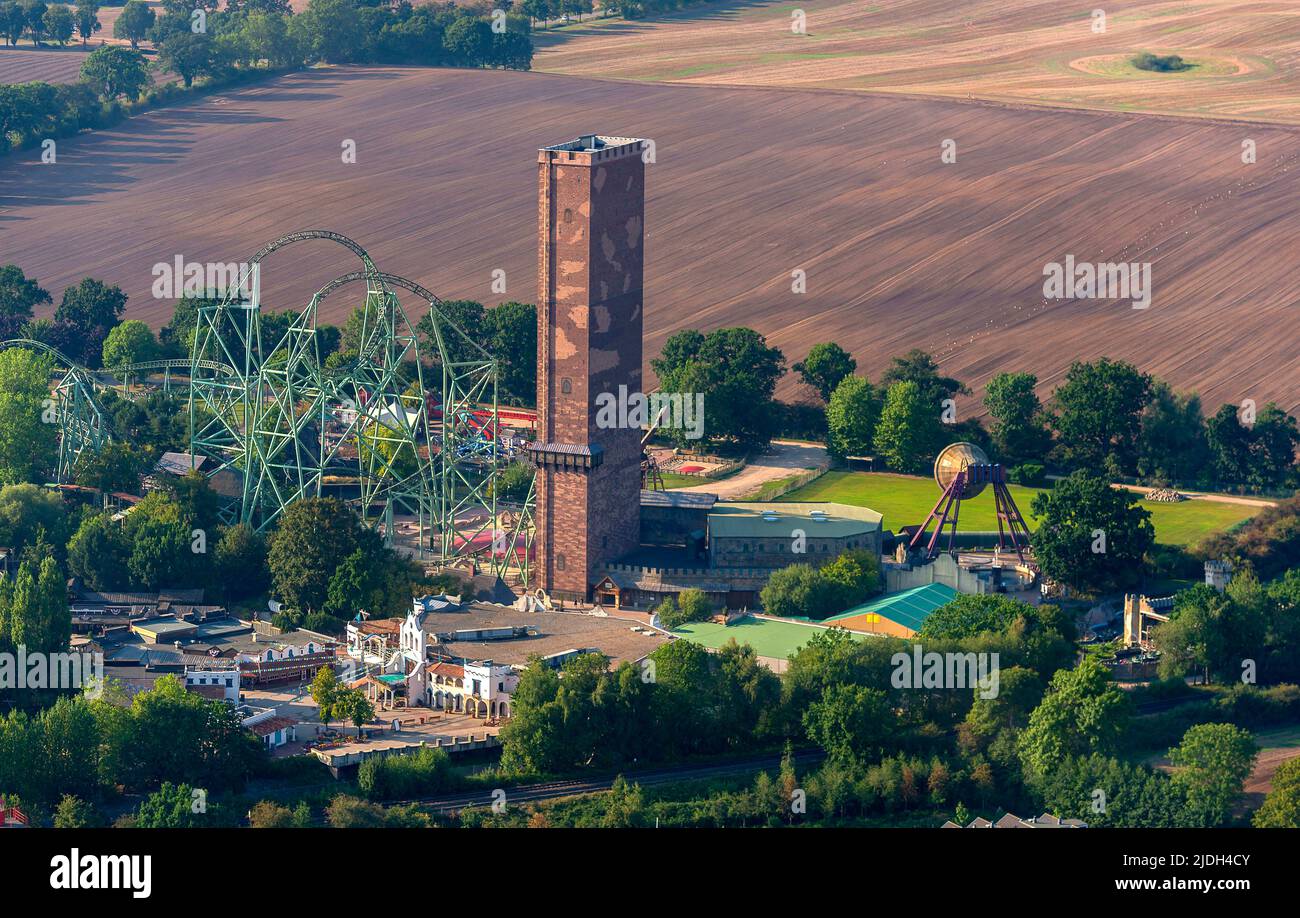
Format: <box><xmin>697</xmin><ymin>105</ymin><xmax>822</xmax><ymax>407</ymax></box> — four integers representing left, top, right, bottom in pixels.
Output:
<box><xmin>0</xmin><ymin>0</ymin><xmax>99</xmax><ymax>48</ymax></box>
<box><xmin>648</xmin><ymin>326</ymin><xmax>1299</xmax><ymax>495</ymax></box>
<box><xmin>0</xmin><ymin>676</ymin><xmax>265</xmax><ymax>827</ymax></box>
<box><xmin>1</xmin><ymin>0</ymin><xmax>533</xmax><ymax>154</ymax></box>
<box><xmin>810</xmin><ymin>342</ymin><xmax>1299</xmax><ymax>493</ymax></box>
<box><xmin>494</xmin><ymin>593</ymin><xmax>1291</xmax><ymax>827</ymax></box>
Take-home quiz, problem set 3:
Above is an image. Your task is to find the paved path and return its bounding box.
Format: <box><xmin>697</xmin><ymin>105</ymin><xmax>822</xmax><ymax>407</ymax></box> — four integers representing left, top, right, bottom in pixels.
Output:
<box><xmin>675</xmin><ymin>440</ymin><xmax>829</xmax><ymax>500</ymax></box>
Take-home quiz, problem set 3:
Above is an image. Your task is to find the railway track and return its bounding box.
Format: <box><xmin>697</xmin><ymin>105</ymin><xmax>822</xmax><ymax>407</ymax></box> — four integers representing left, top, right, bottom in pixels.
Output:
<box><xmin>294</xmin><ymin>749</ymin><xmax>825</xmax><ymax>825</ymax></box>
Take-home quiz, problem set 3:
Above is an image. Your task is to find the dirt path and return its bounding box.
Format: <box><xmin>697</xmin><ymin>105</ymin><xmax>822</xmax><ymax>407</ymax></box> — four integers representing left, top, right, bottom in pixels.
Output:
<box><xmin>1240</xmin><ymin>725</ymin><xmax>1300</xmax><ymax>812</ymax></box>
<box><xmin>675</xmin><ymin>440</ymin><xmax>828</xmax><ymax>499</ymax></box>
<box><xmin>1114</xmin><ymin>484</ymin><xmax>1278</xmax><ymax>508</ymax></box>
<box><xmin>1149</xmin><ymin>723</ymin><xmax>1300</xmax><ymax>817</ymax></box>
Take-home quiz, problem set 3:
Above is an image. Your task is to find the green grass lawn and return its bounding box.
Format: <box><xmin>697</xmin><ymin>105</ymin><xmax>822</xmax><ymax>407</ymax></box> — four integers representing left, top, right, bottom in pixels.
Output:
<box><xmin>660</xmin><ymin>472</ymin><xmax>703</xmax><ymax>490</ymax></box>
<box><xmin>673</xmin><ymin>617</ymin><xmax>865</xmax><ymax>659</ymax></box>
<box><xmin>779</xmin><ymin>471</ymin><xmax>1257</xmax><ymax>547</ymax></box>
<box><xmin>1254</xmin><ymin>724</ymin><xmax>1300</xmax><ymax>750</ymax></box>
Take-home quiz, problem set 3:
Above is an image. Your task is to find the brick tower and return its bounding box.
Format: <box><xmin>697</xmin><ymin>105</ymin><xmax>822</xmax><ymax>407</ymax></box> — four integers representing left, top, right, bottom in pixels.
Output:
<box><xmin>529</xmin><ymin>134</ymin><xmax>646</xmax><ymax>602</ymax></box>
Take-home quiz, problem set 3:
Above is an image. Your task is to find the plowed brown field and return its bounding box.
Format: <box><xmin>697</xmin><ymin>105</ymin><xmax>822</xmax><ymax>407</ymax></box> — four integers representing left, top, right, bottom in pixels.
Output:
<box><xmin>536</xmin><ymin>0</ymin><xmax>1300</xmax><ymax>124</ymax></box>
<box><xmin>0</xmin><ymin>3</ymin><xmax>155</xmax><ymax>84</ymax></box>
<box><xmin>1</xmin><ymin>66</ymin><xmax>1297</xmax><ymax>413</ymax></box>
<box><xmin>0</xmin><ymin>47</ymin><xmax>94</xmax><ymax>85</ymax></box>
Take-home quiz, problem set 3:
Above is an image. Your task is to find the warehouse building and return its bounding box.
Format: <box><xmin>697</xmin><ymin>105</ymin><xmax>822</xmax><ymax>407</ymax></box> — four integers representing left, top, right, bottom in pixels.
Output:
<box><xmin>593</xmin><ymin>500</ymin><xmax>883</xmax><ymax>610</ymax></box>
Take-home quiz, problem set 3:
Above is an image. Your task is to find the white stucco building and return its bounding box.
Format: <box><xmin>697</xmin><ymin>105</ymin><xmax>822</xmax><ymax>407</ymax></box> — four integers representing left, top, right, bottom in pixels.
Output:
<box><xmin>351</xmin><ymin>596</ymin><xmax>518</xmax><ymax>720</ymax></box>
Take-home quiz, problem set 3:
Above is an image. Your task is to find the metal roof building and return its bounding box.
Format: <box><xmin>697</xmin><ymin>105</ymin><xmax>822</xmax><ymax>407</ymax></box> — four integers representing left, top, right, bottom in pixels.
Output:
<box><xmin>706</xmin><ymin>502</ymin><xmax>883</xmax><ymax>540</ymax></box>
<box><xmin>821</xmin><ymin>582</ymin><xmax>961</xmax><ymax>638</ymax></box>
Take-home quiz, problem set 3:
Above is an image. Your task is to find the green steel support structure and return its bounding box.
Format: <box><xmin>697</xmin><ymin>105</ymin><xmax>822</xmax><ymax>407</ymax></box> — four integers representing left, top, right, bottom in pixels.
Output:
<box><xmin>3</xmin><ymin>230</ymin><xmax>535</xmax><ymax>584</ymax></box>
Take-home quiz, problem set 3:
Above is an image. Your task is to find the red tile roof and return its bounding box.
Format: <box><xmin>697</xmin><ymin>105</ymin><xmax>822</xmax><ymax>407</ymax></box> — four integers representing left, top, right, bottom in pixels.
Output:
<box><xmin>353</xmin><ymin>619</ymin><xmax>403</xmax><ymax>635</ymax></box>
<box><xmin>250</xmin><ymin>716</ymin><xmax>297</xmax><ymax>737</ymax></box>
<box><xmin>426</xmin><ymin>662</ymin><xmax>465</xmax><ymax>679</ymax></box>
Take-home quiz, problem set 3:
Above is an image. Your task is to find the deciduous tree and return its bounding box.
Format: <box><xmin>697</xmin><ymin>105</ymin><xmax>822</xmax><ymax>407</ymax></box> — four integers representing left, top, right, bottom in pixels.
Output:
<box><xmin>984</xmin><ymin>371</ymin><xmax>1051</xmax><ymax>465</ymax></box>
<box><xmin>1029</xmin><ymin>470</ymin><xmax>1154</xmax><ymax>593</ymax></box>
<box><xmin>0</xmin><ymin>265</ymin><xmax>51</xmax><ymax>337</ymax></box>
<box><xmin>825</xmin><ymin>375</ymin><xmax>878</xmax><ymax>459</ymax></box>
<box><xmin>111</xmin><ymin>0</ymin><xmax>153</xmax><ymax>50</ymax></box>
<box><xmin>101</xmin><ymin>318</ymin><xmax>157</xmax><ymax>368</ymax></box>
<box><xmin>794</xmin><ymin>342</ymin><xmax>856</xmax><ymax>402</ymax></box>
<box><xmin>1169</xmin><ymin>723</ymin><xmax>1257</xmax><ymax>827</ymax></box>
<box><xmin>1253</xmin><ymin>757</ymin><xmax>1300</xmax><ymax>827</ymax></box>
<box><xmin>650</xmin><ymin>327</ymin><xmax>786</xmax><ymax>449</ymax></box>
<box><xmin>72</xmin><ymin>0</ymin><xmax>96</xmax><ymax>45</ymax></box>
<box><xmin>1018</xmin><ymin>657</ymin><xmax>1131</xmax><ymax>780</ymax></box>
<box><xmin>0</xmin><ymin>348</ymin><xmax>56</xmax><ymax>485</ymax></box>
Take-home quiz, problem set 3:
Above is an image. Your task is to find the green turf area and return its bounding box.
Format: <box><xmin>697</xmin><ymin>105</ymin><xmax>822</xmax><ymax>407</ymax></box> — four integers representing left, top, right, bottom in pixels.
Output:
<box><xmin>659</xmin><ymin>472</ymin><xmax>702</xmax><ymax>489</ymax></box>
<box><xmin>1139</xmin><ymin>500</ymin><xmax>1259</xmax><ymax>546</ymax></box>
<box><xmin>779</xmin><ymin>471</ymin><xmax>1257</xmax><ymax>547</ymax></box>
<box><xmin>673</xmin><ymin>616</ymin><xmax>864</xmax><ymax>660</ymax></box>
<box><xmin>1253</xmin><ymin>724</ymin><xmax>1300</xmax><ymax>750</ymax></box>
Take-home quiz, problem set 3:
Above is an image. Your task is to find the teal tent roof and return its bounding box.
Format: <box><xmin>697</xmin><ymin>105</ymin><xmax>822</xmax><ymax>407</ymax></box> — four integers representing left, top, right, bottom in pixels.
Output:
<box><xmin>825</xmin><ymin>582</ymin><xmax>961</xmax><ymax>632</ymax></box>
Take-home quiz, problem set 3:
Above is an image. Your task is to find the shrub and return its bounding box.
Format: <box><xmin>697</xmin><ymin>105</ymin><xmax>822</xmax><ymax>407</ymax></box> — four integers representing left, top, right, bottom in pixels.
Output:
<box><xmin>655</xmin><ymin>589</ymin><xmax>713</xmax><ymax>629</ymax></box>
<box><xmin>248</xmin><ymin>800</ymin><xmax>312</xmax><ymax>828</ymax></box>
<box><xmin>1008</xmin><ymin>462</ymin><xmax>1045</xmax><ymax>487</ymax></box>
<box><xmin>358</xmin><ymin>747</ymin><xmax>453</xmax><ymax>800</ymax></box>
<box><xmin>1132</xmin><ymin>52</ymin><xmax>1190</xmax><ymax>73</ymax></box>
<box><xmin>301</xmin><ymin>611</ymin><xmax>346</xmax><ymax>636</ymax></box>
<box><xmin>325</xmin><ymin>794</ymin><xmax>388</xmax><ymax>828</ymax></box>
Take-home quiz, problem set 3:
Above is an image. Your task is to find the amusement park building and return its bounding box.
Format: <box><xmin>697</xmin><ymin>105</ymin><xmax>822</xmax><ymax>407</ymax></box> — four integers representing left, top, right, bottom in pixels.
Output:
<box><xmin>593</xmin><ymin>498</ymin><xmax>883</xmax><ymax>610</ymax></box>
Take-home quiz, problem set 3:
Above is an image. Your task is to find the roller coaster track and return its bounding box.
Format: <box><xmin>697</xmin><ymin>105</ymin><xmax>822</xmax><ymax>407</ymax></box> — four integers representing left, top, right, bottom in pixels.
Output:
<box><xmin>0</xmin><ymin>338</ymin><xmax>233</xmax><ymax>383</ymax></box>
<box><xmin>1</xmin><ymin>228</ymin><xmax>535</xmax><ymax>584</ymax></box>
<box><xmin>0</xmin><ymin>338</ymin><xmax>108</xmax><ymax>481</ymax></box>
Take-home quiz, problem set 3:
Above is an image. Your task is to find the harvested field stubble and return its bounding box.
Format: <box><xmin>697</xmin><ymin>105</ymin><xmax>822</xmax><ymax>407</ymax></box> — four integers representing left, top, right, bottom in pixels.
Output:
<box><xmin>535</xmin><ymin>0</ymin><xmax>1300</xmax><ymax>124</ymax></box>
<box><xmin>1</xmin><ymin>66</ymin><xmax>1297</xmax><ymax>416</ymax></box>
